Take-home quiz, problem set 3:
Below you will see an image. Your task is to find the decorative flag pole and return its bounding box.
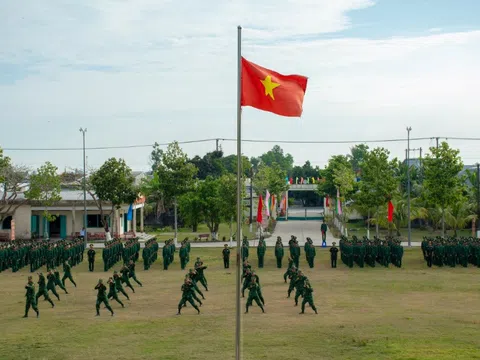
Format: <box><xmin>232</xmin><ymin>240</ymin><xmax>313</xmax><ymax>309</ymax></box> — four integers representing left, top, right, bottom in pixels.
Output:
<box><xmin>235</xmin><ymin>25</ymin><xmax>308</xmax><ymax>359</ymax></box>
<box><xmin>235</xmin><ymin>25</ymin><xmax>242</xmax><ymax>360</ymax></box>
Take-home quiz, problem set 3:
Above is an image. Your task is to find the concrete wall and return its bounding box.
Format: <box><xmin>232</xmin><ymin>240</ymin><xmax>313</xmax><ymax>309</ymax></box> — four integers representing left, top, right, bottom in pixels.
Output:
<box><xmin>14</xmin><ymin>205</ymin><xmax>32</xmax><ymax>239</ymax></box>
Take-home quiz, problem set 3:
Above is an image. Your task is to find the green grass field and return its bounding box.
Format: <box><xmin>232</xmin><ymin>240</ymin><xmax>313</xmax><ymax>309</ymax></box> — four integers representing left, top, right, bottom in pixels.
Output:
<box><xmin>148</xmin><ymin>222</ymin><xmax>258</xmax><ymax>242</ymax></box>
<box><xmin>1</xmin><ymin>248</ymin><xmax>479</xmax><ymax>360</ymax></box>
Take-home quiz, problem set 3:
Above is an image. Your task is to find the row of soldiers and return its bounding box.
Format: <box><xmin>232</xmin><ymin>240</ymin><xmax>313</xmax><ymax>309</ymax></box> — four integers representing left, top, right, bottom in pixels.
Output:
<box><xmin>102</xmin><ymin>238</ymin><xmax>143</xmax><ymax>272</ymax></box>
<box><xmin>0</xmin><ymin>238</ymin><xmax>85</xmax><ymax>273</ymax></box>
<box><xmin>94</xmin><ymin>261</ymin><xmax>143</xmax><ymax>316</ymax></box>
<box><xmin>240</xmin><ymin>235</ymin><xmax>337</xmax><ymax>269</ymax></box>
<box><xmin>121</xmin><ymin>238</ymin><xmax>140</xmax><ymax>264</ymax></box>
<box><xmin>283</xmin><ymin>260</ymin><xmax>318</xmax><ymax>314</ymax></box>
<box><xmin>23</xmin><ymin>261</ymin><xmax>77</xmax><ymax>317</ymax></box>
<box><xmin>162</xmin><ymin>239</ymin><xmax>177</xmax><ymax>270</ymax></box>
<box><xmin>179</xmin><ymin>238</ymin><xmax>192</xmax><ymax>269</ymax></box>
<box><xmin>177</xmin><ymin>257</ymin><xmax>208</xmax><ymax>315</ymax></box>
<box><xmin>102</xmin><ymin>238</ymin><xmax>124</xmax><ymax>271</ymax></box>
<box><xmin>421</xmin><ymin>236</ymin><xmax>480</xmax><ymax>267</ymax></box>
<box><xmin>339</xmin><ymin>235</ymin><xmax>404</xmax><ymax>268</ymax></box>
<box><xmin>142</xmin><ymin>238</ymin><xmax>159</xmax><ymax>270</ymax></box>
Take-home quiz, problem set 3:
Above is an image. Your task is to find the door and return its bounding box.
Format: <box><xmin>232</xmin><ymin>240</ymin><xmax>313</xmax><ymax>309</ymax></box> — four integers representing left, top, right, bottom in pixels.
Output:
<box><xmin>124</xmin><ymin>214</ymin><xmax>128</xmax><ymax>232</ymax></box>
<box><xmin>60</xmin><ymin>215</ymin><xmax>67</xmax><ymax>239</ymax></box>
<box><xmin>31</xmin><ymin>215</ymin><xmax>39</xmax><ymax>238</ymax></box>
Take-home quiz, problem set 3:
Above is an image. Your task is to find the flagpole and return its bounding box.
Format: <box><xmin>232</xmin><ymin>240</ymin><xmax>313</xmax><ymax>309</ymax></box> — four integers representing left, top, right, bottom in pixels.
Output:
<box><xmin>235</xmin><ymin>24</ymin><xmax>243</xmax><ymax>360</ymax></box>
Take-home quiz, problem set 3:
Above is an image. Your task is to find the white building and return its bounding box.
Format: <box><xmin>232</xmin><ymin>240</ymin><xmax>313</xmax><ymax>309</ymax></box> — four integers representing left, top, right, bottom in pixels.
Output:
<box><xmin>0</xmin><ymin>189</ymin><xmax>145</xmax><ymax>240</ymax></box>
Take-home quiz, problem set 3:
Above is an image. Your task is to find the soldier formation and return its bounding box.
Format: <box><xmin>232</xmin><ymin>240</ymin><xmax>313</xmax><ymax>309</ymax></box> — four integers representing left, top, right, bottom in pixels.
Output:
<box><xmin>339</xmin><ymin>235</ymin><xmax>404</xmax><ymax>268</ymax></box>
<box><xmin>0</xmin><ymin>238</ymin><xmax>85</xmax><ymax>273</ymax></box>
<box><xmin>142</xmin><ymin>238</ymin><xmax>159</xmax><ymax>269</ymax></box>
<box><xmin>421</xmin><ymin>236</ymin><xmax>480</xmax><ymax>267</ymax></box>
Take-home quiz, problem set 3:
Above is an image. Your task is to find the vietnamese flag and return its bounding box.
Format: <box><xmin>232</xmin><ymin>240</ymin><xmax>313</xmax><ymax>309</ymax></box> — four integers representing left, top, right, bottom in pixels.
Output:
<box><xmin>241</xmin><ymin>57</ymin><xmax>308</xmax><ymax>117</ymax></box>
<box><xmin>387</xmin><ymin>200</ymin><xmax>394</xmax><ymax>222</ymax></box>
<box><xmin>257</xmin><ymin>194</ymin><xmax>263</xmax><ymax>224</ymax></box>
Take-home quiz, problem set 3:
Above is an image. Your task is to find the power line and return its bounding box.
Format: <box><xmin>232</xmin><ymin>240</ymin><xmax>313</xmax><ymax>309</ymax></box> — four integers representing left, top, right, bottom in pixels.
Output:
<box><xmin>3</xmin><ymin>136</ymin><xmax>480</xmax><ymax>152</ymax></box>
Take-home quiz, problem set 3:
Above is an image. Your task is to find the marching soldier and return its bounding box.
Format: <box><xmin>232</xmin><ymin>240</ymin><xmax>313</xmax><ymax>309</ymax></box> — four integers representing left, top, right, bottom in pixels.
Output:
<box><xmin>23</xmin><ymin>276</ymin><xmax>39</xmax><ymax>318</ymax></box>
<box><xmin>300</xmin><ymin>281</ymin><xmax>318</xmax><ymax>314</ymax></box>
<box><xmin>95</xmin><ymin>279</ymin><xmax>114</xmax><ymax>316</ymax></box>
<box><xmin>245</xmin><ymin>277</ymin><xmax>265</xmax><ymax>314</ymax></box>
<box><xmin>107</xmin><ymin>277</ymin><xmax>125</xmax><ymax>308</ymax></box>
<box><xmin>36</xmin><ymin>273</ymin><xmax>55</xmax><ymax>308</ymax></box>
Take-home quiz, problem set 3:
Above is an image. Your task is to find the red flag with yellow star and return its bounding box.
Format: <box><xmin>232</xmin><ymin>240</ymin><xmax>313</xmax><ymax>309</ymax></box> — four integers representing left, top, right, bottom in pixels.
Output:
<box><xmin>241</xmin><ymin>57</ymin><xmax>308</xmax><ymax>117</ymax></box>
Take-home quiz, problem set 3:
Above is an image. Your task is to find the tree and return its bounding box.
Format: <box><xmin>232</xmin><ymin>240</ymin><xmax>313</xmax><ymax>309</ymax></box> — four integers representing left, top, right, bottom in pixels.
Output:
<box><xmin>140</xmin><ymin>172</ymin><xmax>165</xmax><ymax>222</ymax></box>
<box><xmin>445</xmin><ymin>199</ymin><xmax>474</xmax><ymax>236</ymax></box>
<box><xmin>218</xmin><ymin>173</ymin><xmax>245</xmax><ymax>239</ymax></box>
<box><xmin>333</xmin><ymin>161</ymin><xmax>356</xmax><ymax>230</ymax></box>
<box><xmin>259</xmin><ymin>145</ymin><xmax>294</xmax><ymax>174</ymax></box>
<box><xmin>150</xmin><ymin>142</ymin><xmax>163</xmax><ymax>172</ymax></box>
<box><xmin>197</xmin><ymin>176</ymin><xmax>222</xmax><ymax>239</ymax></box>
<box><xmin>221</xmin><ymin>154</ymin><xmax>251</xmax><ymax>177</ymax></box>
<box><xmin>189</xmin><ymin>150</ymin><xmax>225</xmax><ymax>179</ymax></box>
<box><xmin>25</xmin><ymin>162</ymin><xmax>62</xmax><ymax>238</ymax></box>
<box><xmin>253</xmin><ymin>163</ymin><xmax>289</xmax><ymax>199</ymax></box>
<box><xmin>422</xmin><ymin>142</ymin><xmax>464</xmax><ymax>236</ymax></box>
<box><xmin>357</xmin><ymin>148</ymin><xmax>398</xmax><ymax>237</ymax></box>
<box><xmin>317</xmin><ymin>155</ymin><xmax>351</xmax><ymax>198</ymax></box>
<box><xmin>348</xmin><ymin>144</ymin><xmax>369</xmax><ymax>175</ymax></box>
<box><xmin>90</xmin><ymin>158</ymin><xmax>137</xmax><ymax>235</ymax></box>
<box><xmin>178</xmin><ymin>187</ymin><xmax>203</xmax><ymax>232</ymax></box>
<box><xmin>154</xmin><ymin>142</ymin><xmax>197</xmax><ymax>206</ymax></box>
<box><xmin>0</xmin><ymin>151</ymin><xmax>29</xmax><ymax>222</ymax></box>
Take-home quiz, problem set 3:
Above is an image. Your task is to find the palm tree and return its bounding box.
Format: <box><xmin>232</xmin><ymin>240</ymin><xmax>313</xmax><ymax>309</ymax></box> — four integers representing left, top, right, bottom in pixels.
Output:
<box><xmin>445</xmin><ymin>199</ymin><xmax>474</xmax><ymax>236</ymax></box>
<box><xmin>369</xmin><ymin>195</ymin><xmax>428</xmax><ymax>237</ymax></box>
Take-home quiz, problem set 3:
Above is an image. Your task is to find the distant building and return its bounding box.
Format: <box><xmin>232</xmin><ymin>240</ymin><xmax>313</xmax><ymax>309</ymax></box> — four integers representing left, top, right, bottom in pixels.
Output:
<box><xmin>0</xmin><ymin>189</ymin><xmax>145</xmax><ymax>240</ymax></box>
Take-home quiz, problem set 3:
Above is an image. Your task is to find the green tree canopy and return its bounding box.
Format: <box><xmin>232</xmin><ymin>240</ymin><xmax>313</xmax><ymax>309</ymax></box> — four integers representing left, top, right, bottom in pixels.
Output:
<box><xmin>422</xmin><ymin>142</ymin><xmax>465</xmax><ymax>236</ymax></box>
<box><xmin>90</xmin><ymin>158</ymin><xmax>137</xmax><ymax>231</ymax></box>
<box><xmin>154</xmin><ymin>141</ymin><xmax>198</xmax><ymax>206</ymax></box>
<box><xmin>317</xmin><ymin>155</ymin><xmax>351</xmax><ymax>198</ymax></box>
<box><xmin>253</xmin><ymin>162</ymin><xmax>289</xmax><ymax>198</ymax></box>
<box><xmin>259</xmin><ymin>145</ymin><xmax>294</xmax><ymax>174</ymax></box>
<box><xmin>25</xmin><ymin>162</ymin><xmax>62</xmax><ymax>225</ymax></box>
<box><xmin>357</xmin><ymin>147</ymin><xmax>397</xmax><ymax>236</ymax></box>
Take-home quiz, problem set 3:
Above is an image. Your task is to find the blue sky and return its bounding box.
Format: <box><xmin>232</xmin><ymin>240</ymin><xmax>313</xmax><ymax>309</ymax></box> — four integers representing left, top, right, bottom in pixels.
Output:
<box><xmin>1</xmin><ymin>0</ymin><xmax>480</xmax><ymax>172</ymax></box>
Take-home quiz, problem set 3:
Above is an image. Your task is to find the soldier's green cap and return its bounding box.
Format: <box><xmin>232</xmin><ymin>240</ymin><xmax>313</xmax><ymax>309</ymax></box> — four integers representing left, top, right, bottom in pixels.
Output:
<box><xmin>332</xmin><ymin>242</ymin><xmax>336</xmax><ymax>245</ymax></box>
<box><xmin>98</xmin><ymin>279</ymin><xmax>103</xmax><ymax>283</ymax></box>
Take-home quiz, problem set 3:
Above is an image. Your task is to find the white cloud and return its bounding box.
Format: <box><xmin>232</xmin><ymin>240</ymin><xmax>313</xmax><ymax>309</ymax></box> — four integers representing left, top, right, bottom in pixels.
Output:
<box><xmin>1</xmin><ymin>0</ymin><xmax>480</xmax><ymax>171</ymax></box>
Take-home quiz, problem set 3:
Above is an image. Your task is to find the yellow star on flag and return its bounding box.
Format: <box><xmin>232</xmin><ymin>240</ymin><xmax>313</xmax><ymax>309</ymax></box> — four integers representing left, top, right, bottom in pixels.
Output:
<box><xmin>260</xmin><ymin>75</ymin><xmax>280</xmax><ymax>100</ymax></box>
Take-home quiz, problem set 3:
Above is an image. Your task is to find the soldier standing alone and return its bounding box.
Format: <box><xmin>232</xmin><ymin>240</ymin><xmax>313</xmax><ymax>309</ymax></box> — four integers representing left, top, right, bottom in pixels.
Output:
<box><xmin>87</xmin><ymin>244</ymin><xmax>96</xmax><ymax>272</ymax></box>
<box><xmin>321</xmin><ymin>220</ymin><xmax>328</xmax><ymax>247</ymax></box>
<box><xmin>330</xmin><ymin>242</ymin><xmax>338</xmax><ymax>268</ymax></box>
<box><xmin>222</xmin><ymin>244</ymin><xmax>230</xmax><ymax>269</ymax></box>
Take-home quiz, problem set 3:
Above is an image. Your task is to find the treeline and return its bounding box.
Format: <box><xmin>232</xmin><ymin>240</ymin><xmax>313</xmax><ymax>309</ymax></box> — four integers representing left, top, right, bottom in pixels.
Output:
<box><xmin>317</xmin><ymin>142</ymin><xmax>476</xmax><ymax>238</ymax></box>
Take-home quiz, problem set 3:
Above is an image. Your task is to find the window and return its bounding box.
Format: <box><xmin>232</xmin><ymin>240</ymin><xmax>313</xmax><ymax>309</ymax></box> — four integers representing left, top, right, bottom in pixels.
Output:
<box><xmin>2</xmin><ymin>216</ymin><xmax>12</xmax><ymax>230</ymax></box>
<box><xmin>87</xmin><ymin>215</ymin><xmax>110</xmax><ymax>228</ymax></box>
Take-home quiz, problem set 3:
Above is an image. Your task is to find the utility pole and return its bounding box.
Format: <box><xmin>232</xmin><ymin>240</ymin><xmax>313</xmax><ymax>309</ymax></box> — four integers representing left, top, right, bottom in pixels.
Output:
<box><xmin>216</xmin><ymin>139</ymin><xmax>219</xmax><ymax>152</ymax></box>
<box><xmin>477</xmin><ymin>163</ymin><xmax>480</xmax><ymax>238</ymax></box>
<box><xmin>407</xmin><ymin>127</ymin><xmax>412</xmax><ymax>247</ymax></box>
<box><xmin>436</xmin><ymin>137</ymin><xmax>439</xmax><ymax>149</ymax></box>
<box><xmin>79</xmin><ymin>128</ymin><xmax>87</xmax><ymax>244</ymax></box>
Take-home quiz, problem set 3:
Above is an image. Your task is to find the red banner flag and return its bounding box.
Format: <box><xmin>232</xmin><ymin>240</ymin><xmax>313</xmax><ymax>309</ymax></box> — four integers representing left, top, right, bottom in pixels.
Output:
<box><xmin>388</xmin><ymin>200</ymin><xmax>394</xmax><ymax>222</ymax></box>
<box><xmin>241</xmin><ymin>57</ymin><xmax>308</xmax><ymax>117</ymax></box>
<box><xmin>257</xmin><ymin>194</ymin><xmax>263</xmax><ymax>224</ymax></box>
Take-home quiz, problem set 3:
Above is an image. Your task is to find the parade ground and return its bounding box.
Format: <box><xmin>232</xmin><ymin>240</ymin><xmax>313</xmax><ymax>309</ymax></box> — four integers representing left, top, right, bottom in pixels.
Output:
<box><xmin>0</xmin><ymin>245</ymin><xmax>479</xmax><ymax>360</ymax></box>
